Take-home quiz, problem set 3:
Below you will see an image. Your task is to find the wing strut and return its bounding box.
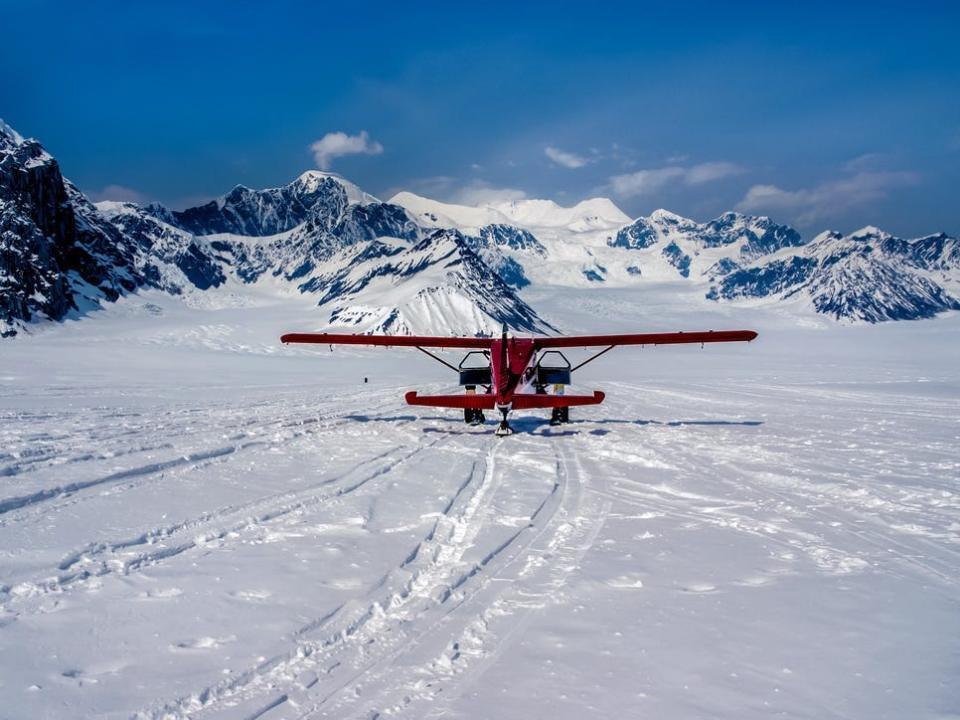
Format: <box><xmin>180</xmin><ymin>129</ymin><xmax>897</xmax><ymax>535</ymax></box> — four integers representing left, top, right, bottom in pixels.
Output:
<box><xmin>570</xmin><ymin>345</ymin><xmax>616</xmax><ymax>372</ymax></box>
<box><xmin>415</xmin><ymin>346</ymin><xmax>459</xmax><ymax>372</ymax></box>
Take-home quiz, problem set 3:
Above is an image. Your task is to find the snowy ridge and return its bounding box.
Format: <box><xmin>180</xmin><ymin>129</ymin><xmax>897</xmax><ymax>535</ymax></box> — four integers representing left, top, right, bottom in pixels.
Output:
<box><xmin>711</xmin><ymin>227</ymin><xmax>960</xmax><ymax>321</ymax></box>
<box><xmin>388</xmin><ymin>191</ymin><xmax>629</xmax><ymax>233</ymax></box>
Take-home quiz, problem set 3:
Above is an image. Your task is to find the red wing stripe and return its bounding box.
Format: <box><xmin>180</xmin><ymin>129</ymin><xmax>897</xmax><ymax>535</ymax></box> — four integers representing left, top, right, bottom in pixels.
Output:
<box><xmin>534</xmin><ymin>330</ymin><xmax>757</xmax><ymax>349</ymax></box>
<box><xmin>281</xmin><ymin>333</ymin><xmax>493</xmax><ymax>349</ymax></box>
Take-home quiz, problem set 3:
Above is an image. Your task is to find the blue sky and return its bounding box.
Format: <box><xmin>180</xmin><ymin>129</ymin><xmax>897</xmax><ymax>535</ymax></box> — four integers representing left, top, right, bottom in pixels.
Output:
<box><xmin>2</xmin><ymin>0</ymin><xmax>958</xmax><ymax>236</ymax></box>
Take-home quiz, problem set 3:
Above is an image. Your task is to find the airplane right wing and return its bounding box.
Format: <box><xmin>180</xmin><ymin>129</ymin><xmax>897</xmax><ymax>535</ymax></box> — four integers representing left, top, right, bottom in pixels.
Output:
<box><xmin>533</xmin><ymin>330</ymin><xmax>757</xmax><ymax>349</ymax></box>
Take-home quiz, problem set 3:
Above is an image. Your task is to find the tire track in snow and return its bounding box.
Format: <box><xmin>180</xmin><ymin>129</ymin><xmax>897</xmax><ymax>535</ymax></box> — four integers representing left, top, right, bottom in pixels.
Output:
<box><xmin>134</xmin><ymin>433</ymin><xmax>517</xmax><ymax>719</ymax></box>
<box><xmin>0</xmin><ymin>428</ymin><xmax>440</xmax><ymax>608</ymax></box>
<box><xmin>0</xmin><ymin>387</ymin><xmax>397</xmax><ymax>480</ymax></box>
<box><xmin>0</xmin><ymin>396</ymin><xmax>406</xmax><ymax>524</ymax></box>
<box><xmin>576</xmin><ymin>399</ymin><xmax>960</xmax><ymax>586</ymax></box>
<box><xmin>155</xmin><ymin>432</ymin><xmax>608</xmax><ymax>720</ymax></box>
<box><xmin>402</xmin><ymin>437</ymin><xmax>611</xmax><ymax>720</ymax></box>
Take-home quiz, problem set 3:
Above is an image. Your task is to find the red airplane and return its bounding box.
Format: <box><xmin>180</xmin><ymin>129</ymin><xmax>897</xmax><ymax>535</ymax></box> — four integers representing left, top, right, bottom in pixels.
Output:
<box><xmin>280</xmin><ymin>324</ymin><xmax>757</xmax><ymax>435</ymax></box>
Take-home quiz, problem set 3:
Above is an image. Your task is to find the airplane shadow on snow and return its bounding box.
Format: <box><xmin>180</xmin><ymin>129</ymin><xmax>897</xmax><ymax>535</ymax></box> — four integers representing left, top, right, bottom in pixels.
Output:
<box><xmin>344</xmin><ymin>413</ymin><xmax>762</xmax><ymax>437</ymax></box>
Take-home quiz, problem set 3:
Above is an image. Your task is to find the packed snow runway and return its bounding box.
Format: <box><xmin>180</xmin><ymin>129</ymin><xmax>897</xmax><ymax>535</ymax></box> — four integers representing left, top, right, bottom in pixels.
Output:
<box><xmin>1</xmin><ymin>295</ymin><xmax>959</xmax><ymax>719</ymax></box>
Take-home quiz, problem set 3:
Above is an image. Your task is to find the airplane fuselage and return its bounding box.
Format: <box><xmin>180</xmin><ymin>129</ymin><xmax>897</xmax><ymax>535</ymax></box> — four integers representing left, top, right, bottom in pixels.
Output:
<box><xmin>489</xmin><ymin>337</ymin><xmax>537</xmax><ymax>409</ymax></box>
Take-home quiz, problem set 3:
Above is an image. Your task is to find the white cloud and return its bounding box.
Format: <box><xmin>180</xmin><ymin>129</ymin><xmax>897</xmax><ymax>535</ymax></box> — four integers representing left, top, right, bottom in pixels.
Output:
<box><xmin>385</xmin><ymin>178</ymin><xmax>527</xmax><ymax>206</ymax></box>
<box><xmin>385</xmin><ymin>175</ymin><xmax>456</xmax><ymax>200</ymax></box>
<box><xmin>309</xmin><ymin>130</ymin><xmax>383</xmax><ymax>170</ymax></box>
<box><xmin>608</xmin><ymin>161</ymin><xmax>744</xmax><ymax>198</ymax></box>
<box><xmin>842</xmin><ymin>153</ymin><xmax>885</xmax><ymax>172</ymax></box>
<box><xmin>609</xmin><ymin>166</ymin><xmax>685</xmax><ymax>197</ymax></box>
<box><xmin>451</xmin><ymin>180</ymin><xmax>527</xmax><ymax>205</ymax></box>
<box><xmin>735</xmin><ymin>170</ymin><xmax>918</xmax><ymax>224</ymax></box>
<box><xmin>684</xmin><ymin>161</ymin><xmax>745</xmax><ymax>185</ymax></box>
<box><xmin>544</xmin><ymin>145</ymin><xmax>588</xmax><ymax>169</ymax></box>
<box><xmin>88</xmin><ymin>184</ymin><xmax>147</xmax><ymax>203</ymax></box>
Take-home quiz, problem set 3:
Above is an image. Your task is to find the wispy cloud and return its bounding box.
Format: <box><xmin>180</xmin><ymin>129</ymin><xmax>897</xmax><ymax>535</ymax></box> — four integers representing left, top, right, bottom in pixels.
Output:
<box><xmin>88</xmin><ymin>184</ymin><xmax>148</xmax><ymax>203</ymax></box>
<box><xmin>309</xmin><ymin>130</ymin><xmax>383</xmax><ymax>170</ymax></box>
<box><xmin>684</xmin><ymin>161</ymin><xmax>744</xmax><ymax>185</ymax></box>
<box><xmin>842</xmin><ymin>153</ymin><xmax>885</xmax><ymax>172</ymax></box>
<box><xmin>451</xmin><ymin>180</ymin><xmax>528</xmax><ymax>205</ymax></box>
<box><xmin>545</xmin><ymin>145</ymin><xmax>588</xmax><ymax>169</ymax></box>
<box><xmin>388</xmin><ymin>177</ymin><xmax>528</xmax><ymax>206</ymax></box>
<box><xmin>609</xmin><ymin>167</ymin><xmax>685</xmax><ymax>197</ymax></box>
<box><xmin>391</xmin><ymin>175</ymin><xmax>457</xmax><ymax>199</ymax></box>
<box><xmin>608</xmin><ymin>161</ymin><xmax>744</xmax><ymax>198</ymax></box>
<box><xmin>736</xmin><ymin>170</ymin><xmax>918</xmax><ymax>225</ymax></box>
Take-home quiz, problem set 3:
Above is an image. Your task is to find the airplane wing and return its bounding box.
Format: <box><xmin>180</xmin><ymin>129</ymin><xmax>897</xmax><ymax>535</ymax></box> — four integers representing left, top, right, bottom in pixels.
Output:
<box><xmin>280</xmin><ymin>329</ymin><xmax>757</xmax><ymax>350</ymax></box>
<box><xmin>280</xmin><ymin>333</ymin><xmax>493</xmax><ymax>349</ymax></box>
<box><xmin>533</xmin><ymin>330</ymin><xmax>757</xmax><ymax>348</ymax></box>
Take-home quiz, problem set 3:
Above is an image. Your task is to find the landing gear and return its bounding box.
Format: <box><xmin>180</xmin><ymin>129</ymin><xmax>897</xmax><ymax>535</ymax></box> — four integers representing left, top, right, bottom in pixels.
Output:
<box><xmin>463</xmin><ymin>384</ymin><xmax>486</xmax><ymax>426</ymax></box>
<box><xmin>463</xmin><ymin>408</ymin><xmax>486</xmax><ymax>425</ymax></box>
<box><xmin>549</xmin><ymin>382</ymin><xmax>570</xmax><ymax>426</ymax></box>
<box><xmin>495</xmin><ymin>406</ymin><xmax>513</xmax><ymax>436</ymax></box>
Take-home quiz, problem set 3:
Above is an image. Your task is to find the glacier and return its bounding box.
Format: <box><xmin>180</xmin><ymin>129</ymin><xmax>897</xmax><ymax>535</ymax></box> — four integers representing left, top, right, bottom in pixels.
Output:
<box><xmin>0</xmin><ymin>287</ymin><xmax>958</xmax><ymax>718</ymax></box>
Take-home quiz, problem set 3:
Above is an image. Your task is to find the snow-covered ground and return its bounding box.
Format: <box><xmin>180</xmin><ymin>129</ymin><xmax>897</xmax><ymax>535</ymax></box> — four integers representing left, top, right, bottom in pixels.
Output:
<box><xmin>1</xmin><ymin>289</ymin><xmax>959</xmax><ymax>719</ymax></box>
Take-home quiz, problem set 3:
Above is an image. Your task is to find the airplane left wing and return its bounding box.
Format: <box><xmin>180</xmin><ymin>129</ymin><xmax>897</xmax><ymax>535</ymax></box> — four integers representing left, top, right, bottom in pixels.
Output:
<box><xmin>281</xmin><ymin>333</ymin><xmax>494</xmax><ymax>349</ymax></box>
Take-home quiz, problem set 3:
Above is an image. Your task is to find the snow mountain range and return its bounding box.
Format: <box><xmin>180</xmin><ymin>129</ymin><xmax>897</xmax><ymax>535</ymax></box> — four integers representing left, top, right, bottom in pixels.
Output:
<box><xmin>2</xmin><ymin>119</ymin><xmax>958</xmax><ymax>337</ymax></box>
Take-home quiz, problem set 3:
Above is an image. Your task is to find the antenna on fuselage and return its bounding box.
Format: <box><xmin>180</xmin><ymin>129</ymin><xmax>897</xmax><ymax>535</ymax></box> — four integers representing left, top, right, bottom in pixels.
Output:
<box><xmin>499</xmin><ymin>322</ymin><xmax>509</xmax><ymax>383</ymax></box>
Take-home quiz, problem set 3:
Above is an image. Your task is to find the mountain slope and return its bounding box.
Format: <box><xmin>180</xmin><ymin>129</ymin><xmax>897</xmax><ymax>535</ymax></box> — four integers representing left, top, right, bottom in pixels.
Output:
<box><xmin>709</xmin><ymin>227</ymin><xmax>960</xmax><ymax>322</ymax></box>
<box><xmin>161</xmin><ymin>171</ymin><xmax>376</xmax><ymax>237</ymax></box>
<box><xmin>317</xmin><ymin>229</ymin><xmax>554</xmax><ymax>335</ymax></box>
<box><xmin>607</xmin><ymin>210</ymin><xmax>805</xmax><ymax>281</ymax></box>
<box><xmin>0</xmin><ymin>121</ymin><xmax>141</xmax><ymax>336</ymax></box>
